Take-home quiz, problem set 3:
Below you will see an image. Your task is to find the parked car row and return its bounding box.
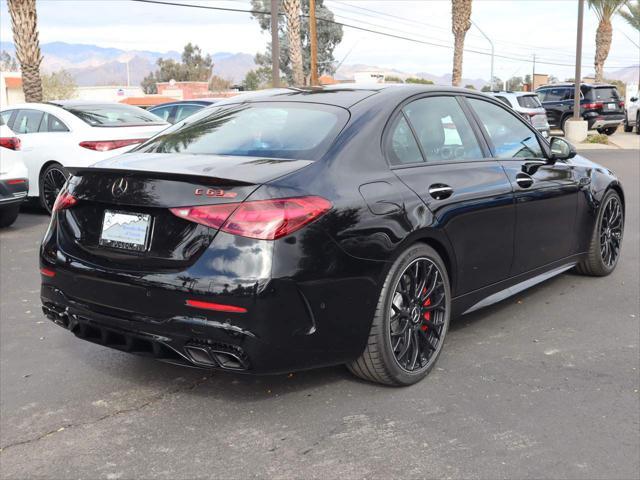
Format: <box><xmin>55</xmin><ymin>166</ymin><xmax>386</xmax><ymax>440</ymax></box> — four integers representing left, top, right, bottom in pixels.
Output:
<box><xmin>489</xmin><ymin>91</ymin><xmax>551</xmax><ymax>137</ymax></box>
<box><xmin>0</xmin><ymin>101</ymin><xmax>169</xmax><ymax>214</ymax></box>
<box><xmin>0</xmin><ymin>116</ymin><xmax>29</xmax><ymax>227</ymax></box>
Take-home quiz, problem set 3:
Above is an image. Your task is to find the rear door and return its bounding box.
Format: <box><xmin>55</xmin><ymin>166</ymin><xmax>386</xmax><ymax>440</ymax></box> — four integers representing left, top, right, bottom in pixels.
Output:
<box><xmin>465</xmin><ymin>97</ymin><xmax>579</xmax><ymax>275</ymax></box>
<box><xmin>388</xmin><ymin>94</ymin><xmax>515</xmax><ymax>295</ymax></box>
<box><xmin>537</xmin><ymin>87</ymin><xmax>571</xmax><ymax>128</ymax></box>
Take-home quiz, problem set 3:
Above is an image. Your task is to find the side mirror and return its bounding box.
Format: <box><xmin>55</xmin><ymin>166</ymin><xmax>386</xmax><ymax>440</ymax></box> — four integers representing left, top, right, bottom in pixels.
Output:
<box><xmin>549</xmin><ymin>137</ymin><xmax>576</xmax><ymax>161</ymax></box>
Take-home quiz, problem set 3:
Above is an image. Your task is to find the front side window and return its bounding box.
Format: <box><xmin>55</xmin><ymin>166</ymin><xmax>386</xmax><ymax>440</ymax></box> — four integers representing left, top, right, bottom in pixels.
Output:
<box><xmin>468</xmin><ymin>98</ymin><xmax>543</xmax><ymax>159</ymax></box>
<box><xmin>63</xmin><ymin>104</ymin><xmax>166</xmax><ymax>127</ymax></box>
<box><xmin>136</xmin><ymin>102</ymin><xmax>348</xmax><ymax>161</ymax></box>
<box><xmin>14</xmin><ymin>109</ymin><xmax>44</xmax><ymax>134</ymax></box>
<box><xmin>403</xmin><ymin>96</ymin><xmax>483</xmax><ymax>162</ymax></box>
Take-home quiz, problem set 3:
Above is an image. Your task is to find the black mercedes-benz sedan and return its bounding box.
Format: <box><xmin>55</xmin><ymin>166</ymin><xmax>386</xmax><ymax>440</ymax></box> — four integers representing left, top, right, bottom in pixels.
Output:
<box><xmin>40</xmin><ymin>85</ymin><xmax>625</xmax><ymax>386</ymax></box>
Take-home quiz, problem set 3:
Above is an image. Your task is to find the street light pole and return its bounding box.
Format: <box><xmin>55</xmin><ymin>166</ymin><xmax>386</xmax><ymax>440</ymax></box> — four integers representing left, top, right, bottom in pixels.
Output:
<box><xmin>573</xmin><ymin>0</ymin><xmax>584</xmax><ymax>120</ymax></box>
<box><xmin>270</xmin><ymin>0</ymin><xmax>280</xmax><ymax>88</ymax></box>
<box><xmin>472</xmin><ymin>20</ymin><xmax>494</xmax><ymax>91</ymax></box>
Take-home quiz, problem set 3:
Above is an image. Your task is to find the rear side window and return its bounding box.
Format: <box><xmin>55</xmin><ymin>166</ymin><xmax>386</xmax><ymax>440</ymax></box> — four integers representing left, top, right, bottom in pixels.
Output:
<box><xmin>402</xmin><ymin>96</ymin><xmax>483</xmax><ymax>162</ymax></box>
<box><xmin>589</xmin><ymin>87</ymin><xmax>620</xmax><ymax>101</ymax></box>
<box><xmin>13</xmin><ymin>109</ymin><xmax>44</xmax><ymax>134</ymax></box>
<box><xmin>149</xmin><ymin>105</ymin><xmax>174</xmax><ymax>122</ymax></box>
<box><xmin>517</xmin><ymin>95</ymin><xmax>542</xmax><ymax>108</ymax></box>
<box><xmin>468</xmin><ymin>98</ymin><xmax>544</xmax><ymax>159</ymax></box>
<box><xmin>0</xmin><ymin>110</ymin><xmax>15</xmax><ymax>128</ymax></box>
<box><xmin>38</xmin><ymin>113</ymin><xmax>69</xmax><ymax>132</ymax></box>
<box><xmin>63</xmin><ymin>104</ymin><xmax>166</xmax><ymax>127</ymax></box>
<box><xmin>174</xmin><ymin>104</ymin><xmax>204</xmax><ymax>123</ymax></box>
<box><xmin>387</xmin><ymin>115</ymin><xmax>423</xmax><ymax>165</ymax></box>
<box><xmin>136</xmin><ymin>102</ymin><xmax>348</xmax><ymax>161</ymax></box>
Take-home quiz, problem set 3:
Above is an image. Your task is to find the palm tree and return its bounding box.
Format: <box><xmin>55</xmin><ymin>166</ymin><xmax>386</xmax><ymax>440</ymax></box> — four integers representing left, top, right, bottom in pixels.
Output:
<box><xmin>8</xmin><ymin>0</ymin><xmax>43</xmax><ymax>102</ymax></box>
<box><xmin>619</xmin><ymin>1</ymin><xmax>640</xmax><ymax>29</ymax></box>
<box><xmin>451</xmin><ymin>0</ymin><xmax>472</xmax><ymax>87</ymax></box>
<box><xmin>588</xmin><ymin>0</ymin><xmax>629</xmax><ymax>83</ymax></box>
<box><xmin>283</xmin><ymin>0</ymin><xmax>304</xmax><ymax>86</ymax></box>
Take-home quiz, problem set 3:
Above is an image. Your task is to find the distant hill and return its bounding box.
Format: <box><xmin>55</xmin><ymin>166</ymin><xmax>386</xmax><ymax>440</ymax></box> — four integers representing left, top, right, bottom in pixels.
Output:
<box><xmin>0</xmin><ymin>41</ymin><xmax>254</xmax><ymax>85</ymax></box>
<box><xmin>336</xmin><ymin>63</ymin><xmax>488</xmax><ymax>90</ymax></box>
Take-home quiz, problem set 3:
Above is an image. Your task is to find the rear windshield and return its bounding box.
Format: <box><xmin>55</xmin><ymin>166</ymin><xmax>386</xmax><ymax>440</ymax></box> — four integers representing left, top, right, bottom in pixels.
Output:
<box><xmin>588</xmin><ymin>87</ymin><xmax>620</xmax><ymax>101</ymax></box>
<box><xmin>517</xmin><ymin>95</ymin><xmax>542</xmax><ymax>108</ymax></box>
<box><xmin>135</xmin><ymin>102</ymin><xmax>348</xmax><ymax>160</ymax></box>
<box><xmin>62</xmin><ymin>104</ymin><xmax>166</xmax><ymax>127</ymax></box>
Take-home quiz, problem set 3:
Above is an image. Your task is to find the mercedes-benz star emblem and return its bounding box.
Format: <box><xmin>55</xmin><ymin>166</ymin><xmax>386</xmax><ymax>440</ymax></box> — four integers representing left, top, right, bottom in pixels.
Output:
<box><xmin>111</xmin><ymin>177</ymin><xmax>129</xmax><ymax>197</ymax></box>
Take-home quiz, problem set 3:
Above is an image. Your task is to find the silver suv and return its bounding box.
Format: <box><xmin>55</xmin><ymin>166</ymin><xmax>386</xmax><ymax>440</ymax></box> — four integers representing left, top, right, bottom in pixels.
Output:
<box><xmin>489</xmin><ymin>91</ymin><xmax>551</xmax><ymax>137</ymax></box>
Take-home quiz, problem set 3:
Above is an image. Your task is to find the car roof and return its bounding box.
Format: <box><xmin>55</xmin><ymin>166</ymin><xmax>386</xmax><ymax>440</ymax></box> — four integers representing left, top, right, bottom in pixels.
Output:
<box><xmin>149</xmin><ymin>99</ymin><xmax>217</xmax><ymax>109</ymax></box>
<box><xmin>213</xmin><ymin>84</ymin><xmax>483</xmax><ymax>109</ymax></box>
<box><xmin>48</xmin><ymin>100</ymin><xmax>144</xmax><ymax>107</ymax></box>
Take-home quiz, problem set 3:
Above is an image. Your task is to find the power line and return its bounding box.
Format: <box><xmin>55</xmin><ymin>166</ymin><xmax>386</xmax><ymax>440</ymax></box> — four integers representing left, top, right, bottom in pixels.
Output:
<box><xmin>130</xmin><ymin>0</ymin><xmax>636</xmax><ymax>70</ymax></box>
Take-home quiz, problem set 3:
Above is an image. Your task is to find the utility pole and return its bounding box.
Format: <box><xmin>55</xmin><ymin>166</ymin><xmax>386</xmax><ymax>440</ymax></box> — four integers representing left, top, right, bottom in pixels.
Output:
<box><xmin>309</xmin><ymin>0</ymin><xmax>318</xmax><ymax>86</ymax></box>
<box><xmin>270</xmin><ymin>0</ymin><xmax>280</xmax><ymax>87</ymax></box>
<box><xmin>573</xmin><ymin>0</ymin><xmax>584</xmax><ymax>120</ymax></box>
<box><xmin>531</xmin><ymin>53</ymin><xmax>535</xmax><ymax>91</ymax></box>
<box><xmin>472</xmin><ymin>21</ymin><xmax>494</xmax><ymax>91</ymax></box>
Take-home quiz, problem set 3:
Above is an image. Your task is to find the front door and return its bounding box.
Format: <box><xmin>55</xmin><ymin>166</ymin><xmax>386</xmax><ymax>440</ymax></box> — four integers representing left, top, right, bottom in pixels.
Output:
<box><xmin>465</xmin><ymin>97</ymin><xmax>579</xmax><ymax>275</ymax></box>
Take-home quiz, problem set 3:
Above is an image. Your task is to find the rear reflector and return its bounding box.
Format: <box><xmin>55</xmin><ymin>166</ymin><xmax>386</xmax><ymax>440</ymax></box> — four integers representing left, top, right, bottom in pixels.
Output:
<box><xmin>170</xmin><ymin>196</ymin><xmax>332</xmax><ymax>240</ymax></box>
<box><xmin>0</xmin><ymin>137</ymin><xmax>21</xmax><ymax>150</ymax></box>
<box><xmin>79</xmin><ymin>138</ymin><xmax>146</xmax><ymax>152</ymax></box>
<box><xmin>40</xmin><ymin>267</ymin><xmax>56</xmax><ymax>277</ymax></box>
<box><xmin>186</xmin><ymin>299</ymin><xmax>247</xmax><ymax>313</ymax></box>
<box><xmin>52</xmin><ymin>192</ymin><xmax>78</xmax><ymax>212</ymax></box>
<box><xmin>7</xmin><ymin>178</ymin><xmax>26</xmax><ymax>185</ymax></box>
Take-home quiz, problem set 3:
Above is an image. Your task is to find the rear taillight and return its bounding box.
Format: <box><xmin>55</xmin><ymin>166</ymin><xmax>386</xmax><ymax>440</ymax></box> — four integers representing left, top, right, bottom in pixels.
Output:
<box><xmin>79</xmin><ymin>138</ymin><xmax>146</xmax><ymax>152</ymax></box>
<box><xmin>619</xmin><ymin>101</ymin><xmax>625</xmax><ymax>108</ymax></box>
<box><xmin>583</xmin><ymin>102</ymin><xmax>603</xmax><ymax>110</ymax></box>
<box><xmin>0</xmin><ymin>137</ymin><xmax>21</xmax><ymax>150</ymax></box>
<box><xmin>170</xmin><ymin>196</ymin><xmax>332</xmax><ymax>240</ymax></box>
<box><xmin>52</xmin><ymin>192</ymin><xmax>77</xmax><ymax>212</ymax></box>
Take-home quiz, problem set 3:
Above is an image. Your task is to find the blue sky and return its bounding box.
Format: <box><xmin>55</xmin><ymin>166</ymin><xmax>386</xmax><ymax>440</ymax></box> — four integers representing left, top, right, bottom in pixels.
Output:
<box><xmin>1</xmin><ymin>0</ymin><xmax>638</xmax><ymax>80</ymax></box>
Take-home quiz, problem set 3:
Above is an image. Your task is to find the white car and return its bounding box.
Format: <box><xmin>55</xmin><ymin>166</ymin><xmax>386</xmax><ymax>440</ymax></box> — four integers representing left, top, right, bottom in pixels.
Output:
<box><xmin>623</xmin><ymin>92</ymin><xmax>639</xmax><ymax>134</ymax></box>
<box><xmin>0</xmin><ymin>101</ymin><xmax>169</xmax><ymax>212</ymax></box>
<box><xmin>0</xmin><ymin>118</ymin><xmax>29</xmax><ymax>227</ymax></box>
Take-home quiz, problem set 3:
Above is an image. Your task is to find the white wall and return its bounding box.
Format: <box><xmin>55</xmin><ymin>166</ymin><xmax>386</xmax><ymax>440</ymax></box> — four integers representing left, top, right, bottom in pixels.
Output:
<box><xmin>75</xmin><ymin>86</ymin><xmax>144</xmax><ymax>102</ymax></box>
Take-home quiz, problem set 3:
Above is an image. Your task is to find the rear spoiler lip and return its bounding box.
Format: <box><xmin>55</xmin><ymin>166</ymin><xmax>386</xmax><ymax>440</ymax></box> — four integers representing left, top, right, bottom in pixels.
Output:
<box><xmin>66</xmin><ymin>166</ymin><xmax>255</xmax><ymax>187</ymax></box>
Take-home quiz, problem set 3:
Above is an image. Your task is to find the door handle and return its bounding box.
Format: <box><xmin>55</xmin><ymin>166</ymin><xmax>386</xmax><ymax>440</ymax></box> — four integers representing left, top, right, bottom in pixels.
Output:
<box><xmin>428</xmin><ymin>184</ymin><xmax>453</xmax><ymax>200</ymax></box>
<box><xmin>515</xmin><ymin>173</ymin><xmax>534</xmax><ymax>188</ymax></box>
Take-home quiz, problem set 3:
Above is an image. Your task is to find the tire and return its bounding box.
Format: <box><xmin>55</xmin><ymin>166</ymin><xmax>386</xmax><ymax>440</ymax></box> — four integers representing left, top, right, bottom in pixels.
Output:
<box><xmin>561</xmin><ymin>116</ymin><xmax>570</xmax><ymax>135</ymax></box>
<box><xmin>0</xmin><ymin>205</ymin><xmax>20</xmax><ymax>228</ymax></box>
<box><xmin>347</xmin><ymin>244</ymin><xmax>451</xmax><ymax>386</ymax></box>
<box><xmin>623</xmin><ymin>114</ymin><xmax>632</xmax><ymax>132</ymax></box>
<box><xmin>39</xmin><ymin>163</ymin><xmax>68</xmax><ymax>214</ymax></box>
<box><xmin>603</xmin><ymin>127</ymin><xmax>617</xmax><ymax>136</ymax></box>
<box><xmin>636</xmin><ymin>113</ymin><xmax>640</xmax><ymax>135</ymax></box>
<box><xmin>596</xmin><ymin>128</ymin><xmax>605</xmax><ymax>134</ymax></box>
<box><xmin>575</xmin><ymin>190</ymin><xmax>624</xmax><ymax>277</ymax></box>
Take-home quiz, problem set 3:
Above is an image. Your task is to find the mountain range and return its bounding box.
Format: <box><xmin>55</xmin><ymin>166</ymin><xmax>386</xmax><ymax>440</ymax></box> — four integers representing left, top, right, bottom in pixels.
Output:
<box><xmin>1</xmin><ymin>41</ymin><xmax>638</xmax><ymax>88</ymax></box>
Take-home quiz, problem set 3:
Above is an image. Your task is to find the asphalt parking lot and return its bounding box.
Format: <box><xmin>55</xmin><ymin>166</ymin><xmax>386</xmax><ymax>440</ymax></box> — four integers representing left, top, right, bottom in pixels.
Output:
<box><xmin>1</xmin><ymin>150</ymin><xmax>638</xmax><ymax>480</ymax></box>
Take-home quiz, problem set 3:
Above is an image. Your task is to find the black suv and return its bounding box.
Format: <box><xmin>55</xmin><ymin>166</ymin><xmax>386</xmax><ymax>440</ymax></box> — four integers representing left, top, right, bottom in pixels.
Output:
<box><xmin>536</xmin><ymin>83</ymin><xmax>624</xmax><ymax>135</ymax></box>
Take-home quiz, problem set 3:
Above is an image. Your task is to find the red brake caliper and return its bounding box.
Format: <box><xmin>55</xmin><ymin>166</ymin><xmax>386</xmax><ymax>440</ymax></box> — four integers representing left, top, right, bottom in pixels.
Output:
<box><xmin>422</xmin><ymin>288</ymin><xmax>431</xmax><ymax>331</ymax></box>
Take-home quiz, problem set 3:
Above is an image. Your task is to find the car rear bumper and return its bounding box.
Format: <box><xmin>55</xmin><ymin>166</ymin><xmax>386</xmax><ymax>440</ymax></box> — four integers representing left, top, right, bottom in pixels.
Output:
<box><xmin>0</xmin><ymin>179</ymin><xmax>28</xmax><ymax>207</ymax></box>
<box><xmin>587</xmin><ymin>115</ymin><xmax>624</xmax><ymax>130</ymax></box>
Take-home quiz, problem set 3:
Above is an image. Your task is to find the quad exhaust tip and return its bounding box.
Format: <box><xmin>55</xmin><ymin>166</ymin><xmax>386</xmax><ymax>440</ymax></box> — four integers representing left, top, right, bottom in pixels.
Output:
<box><xmin>184</xmin><ymin>345</ymin><xmax>248</xmax><ymax>371</ymax></box>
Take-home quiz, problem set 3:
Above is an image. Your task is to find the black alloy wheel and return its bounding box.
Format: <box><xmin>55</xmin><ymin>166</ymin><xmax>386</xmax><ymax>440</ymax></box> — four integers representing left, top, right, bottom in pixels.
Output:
<box><xmin>40</xmin><ymin>163</ymin><xmax>68</xmax><ymax>214</ymax></box>
<box><xmin>348</xmin><ymin>244</ymin><xmax>450</xmax><ymax>386</ymax></box>
<box><xmin>389</xmin><ymin>258</ymin><xmax>447</xmax><ymax>372</ymax></box>
<box><xmin>576</xmin><ymin>190</ymin><xmax>624</xmax><ymax>276</ymax></box>
<box><xmin>599</xmin><ymin>194</ymin><xmax>623</xmax><ymax>268</ymax></box>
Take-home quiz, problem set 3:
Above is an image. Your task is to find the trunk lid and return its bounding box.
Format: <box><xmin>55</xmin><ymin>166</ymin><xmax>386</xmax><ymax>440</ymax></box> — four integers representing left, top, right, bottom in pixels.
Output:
<box><xmin>60</xmin><ymin>153</ymin><xmax>312</xmax><ymax>271</ymax></box>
